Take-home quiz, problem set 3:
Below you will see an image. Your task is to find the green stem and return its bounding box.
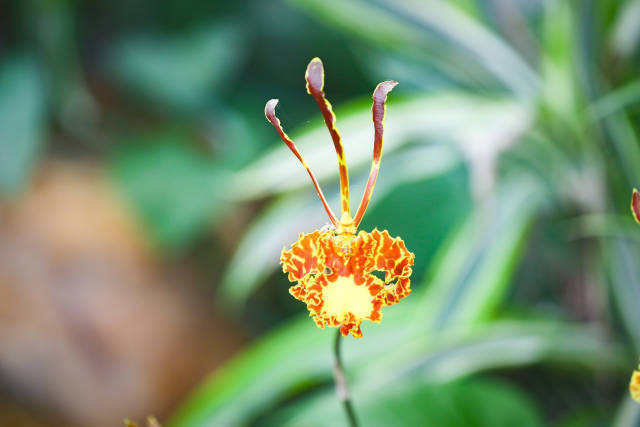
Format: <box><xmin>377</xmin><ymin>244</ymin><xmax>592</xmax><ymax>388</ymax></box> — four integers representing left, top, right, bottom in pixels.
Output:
<box><xmin>333</xmin><ymin>330</ymin><xmax>359</xmax><ymax>427</ymax></box>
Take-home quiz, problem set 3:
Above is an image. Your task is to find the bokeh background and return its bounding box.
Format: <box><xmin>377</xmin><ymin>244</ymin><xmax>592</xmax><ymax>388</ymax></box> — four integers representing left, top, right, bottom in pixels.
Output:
<box><xmin>2</xmin><ymin>0</ymin><xmax>640</xmax><ymax>426</ymax></box>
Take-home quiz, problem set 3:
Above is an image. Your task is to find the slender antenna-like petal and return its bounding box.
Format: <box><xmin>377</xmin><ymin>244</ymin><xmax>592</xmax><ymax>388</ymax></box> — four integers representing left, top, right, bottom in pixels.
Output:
<box><xmin>632</xmin><ymin>189</ymin><xmax>640</xmax><ymax>224</ymax></box>
<box><xmin>305</xmin><ymin>58</ymin><xmax>350</xmax><ymax>217</ymax></box>
<box><xmin>265</xmin><ymin>99</ymin><xmax>339</xmax><ymax>226</ymax></box>
<box><xmin>353</xmin><ymin>81</ymin><xmax>398</xmax><ymax>227</ymax></box>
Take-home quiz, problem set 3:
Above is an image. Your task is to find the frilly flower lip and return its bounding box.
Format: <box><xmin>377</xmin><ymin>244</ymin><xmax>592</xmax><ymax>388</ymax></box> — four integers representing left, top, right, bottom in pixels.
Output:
<box><xmin>265</xmin><ymin>57</ymin><xmax>414</xmax><ymax>338</ymax></box>
<box><xmin>282</xmin><ymin>229</ymin><xmax>413</xmax><ymax>338</ymax></box>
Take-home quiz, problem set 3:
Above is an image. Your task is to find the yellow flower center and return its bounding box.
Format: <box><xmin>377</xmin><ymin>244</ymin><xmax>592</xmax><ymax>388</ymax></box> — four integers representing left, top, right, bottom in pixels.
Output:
<box><xmin>322</xmin><ymin>275</ymin><xmax>373</xmax><ymax>322</ymax></box>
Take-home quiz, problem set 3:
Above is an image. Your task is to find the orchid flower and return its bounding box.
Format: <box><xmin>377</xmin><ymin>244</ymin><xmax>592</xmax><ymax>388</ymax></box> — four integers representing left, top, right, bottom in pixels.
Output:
<box><xmin>264</xmin><ymin>58</ymin><xmax>415</xmax><ymax>339</ymax></box>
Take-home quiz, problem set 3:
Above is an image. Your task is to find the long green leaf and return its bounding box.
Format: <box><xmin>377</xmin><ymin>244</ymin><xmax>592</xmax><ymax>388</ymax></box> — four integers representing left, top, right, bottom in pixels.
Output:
<box><xmin>416</xmin><ymin>177</ymin><xmax>544</xmax><ymax>327</ymax></box>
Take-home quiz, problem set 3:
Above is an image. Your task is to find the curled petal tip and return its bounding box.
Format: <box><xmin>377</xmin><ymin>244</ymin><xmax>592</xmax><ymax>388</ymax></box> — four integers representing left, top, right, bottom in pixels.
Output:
<box><xmin>305</xmin><ymin>58</ymin><xmax>325</xmax><ymax>94</ymax></box>
<box><xmin>632</xmin><ymin>189</ymin><xmax>640</xmax><ymax>224</ymax></box>
<box><xmin>373</xmin><ymin>81</ymin><xmax>398</xmax><ymax>101</ymax></box>
<box><xmin>265</xmin><ymin>99</ymin><xmax>279</xmax><ymax>119</ymax></box>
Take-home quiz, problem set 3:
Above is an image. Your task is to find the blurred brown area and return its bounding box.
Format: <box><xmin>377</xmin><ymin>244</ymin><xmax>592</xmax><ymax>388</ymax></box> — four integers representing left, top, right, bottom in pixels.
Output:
<box><xmin>0</xmin><ymin>160</ymin><xmax>243</xmax><ymax>426</ymax></box>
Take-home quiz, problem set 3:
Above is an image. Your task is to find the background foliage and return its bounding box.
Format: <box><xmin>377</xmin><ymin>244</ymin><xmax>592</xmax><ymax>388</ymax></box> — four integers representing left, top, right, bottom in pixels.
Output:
<box><xmin>2</xmin><ymin>0</ymin><xmax>640</xmax><ymax>426</ymax></box>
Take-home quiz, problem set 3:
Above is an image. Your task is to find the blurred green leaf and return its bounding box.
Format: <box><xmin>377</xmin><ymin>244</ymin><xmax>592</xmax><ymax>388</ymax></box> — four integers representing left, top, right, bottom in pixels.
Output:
<box><xmin>587</xmin><ymin>79</ymin><xmax>640</xmax><ymax>122</ymax></box>
<box><xmin>287</xmin><ymin>0</ymin><xmax>427</xmax><ymax>52</ymax></box>
<box><xmin>261</xmin><ymin>377</ymin><xmax>542</xmax><ymax>427</ymax></box>
<box><xmin>169</xmin><ymin>314</ymin><xmax>621</xmax><ymax>427</ymax></box>
<box><xmin>599</xmin><ymin>110</ymin><xmax>640</xmax><ymax>186</ymax></box>
<box><xmin>610</xmin><ymin>0</ymin><xmax>640</xmax><ymax>58</ymax></box>
<box><xmin>108</xmin><ymin>23</ymin><xmax>245</xmax><ymax>111</ymax></box>
<box><xmin>356</xmin><ymin>49</ymin><xmax>458</xmax><ymax>91</ymax></box>
<box><xmin>540</xmin><ymin>0</ymin><xmax>578</xmax><ymax>122</ymax></box>
<box><xmin>0</xmin><ymin>54</ymin><xmax>47</xmax><ymax>198</ymax></box>
<box><xmin>386</xmin><ymin>0</ymin><xmax>538</xmax><ymax>99</ymax></box>
<box><xmin>417</xmin><ymin>177</ymin><xmax>545</xmax><ymax>328</ymax></box>
<box><xmin>204</xmin><ymin>107</ymin><xmax>264</xmax><ymax>169</ymax></box>
<box><xmin>169</xmin><ymin>314</ymin><xmax>333</xmax><ymax>427</ymax></box>
<box><xmin>568</xmin><ymin>213</ymin><xmax>640</xmax><ymax>242</ymax></box>
<box><xmin>288</xmin><ymin>0</ymin><xmax>538</xmax><ymax>99</ymax></box>
<box><xmin>112</xmin><ymin>135</ymin><xmax>230</xmax><ymax>249</ymax></box>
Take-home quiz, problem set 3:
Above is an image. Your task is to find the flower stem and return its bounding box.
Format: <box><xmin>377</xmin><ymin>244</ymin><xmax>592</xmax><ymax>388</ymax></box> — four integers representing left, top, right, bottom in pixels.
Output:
<box><xmin>333</xmin><ymin>330</ymin><xmax>359</xmax><ymax>427</ymax></box>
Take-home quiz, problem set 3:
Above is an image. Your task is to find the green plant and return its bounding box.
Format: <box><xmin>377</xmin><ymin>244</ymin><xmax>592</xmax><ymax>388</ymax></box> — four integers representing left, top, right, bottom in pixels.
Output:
<box><xmin>169</xmin><ymin>1</ymin><xmax>640</xmax><ymax>425</ymax></box>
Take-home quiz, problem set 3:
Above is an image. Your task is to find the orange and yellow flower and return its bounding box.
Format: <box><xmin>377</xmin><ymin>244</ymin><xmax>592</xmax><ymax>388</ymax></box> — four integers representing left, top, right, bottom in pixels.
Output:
<box><xmin>265</xmin><ymin>58</ymin><xmax>414</xmax><ymax>338</ymax></box>
<box><xmin>631</xmin><ymin>363</ymin><xmax>640</xmax><ymax>402</ymax></box>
